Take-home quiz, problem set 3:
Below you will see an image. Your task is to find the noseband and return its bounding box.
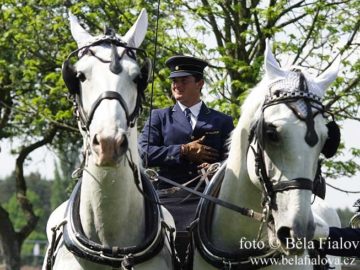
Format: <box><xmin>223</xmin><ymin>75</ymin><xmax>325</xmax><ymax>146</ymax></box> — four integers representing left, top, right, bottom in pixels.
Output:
<box><xmin>63</xmin><ymin>29</ymin><xmax>149</xmax><ymax>131</ymax></box>
<box><xmin>249</xmin><ymin>71</ymin><xmax>327</xmax><ymax>208</ymax></box>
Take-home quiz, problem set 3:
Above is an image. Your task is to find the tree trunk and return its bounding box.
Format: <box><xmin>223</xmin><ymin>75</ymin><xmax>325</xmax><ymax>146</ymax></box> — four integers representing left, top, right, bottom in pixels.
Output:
<box><xmin>0</xmin><ymin>206</ymin><xmax>21</xmax><ymax>270</ymax></box>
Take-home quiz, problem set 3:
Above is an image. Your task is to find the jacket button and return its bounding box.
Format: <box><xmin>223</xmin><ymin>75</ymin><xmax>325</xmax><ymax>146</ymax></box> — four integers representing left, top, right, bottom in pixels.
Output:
<box><xmin>191</xmin><ymin>136</ymin><xmax>195</xmax><ymax>140</ymax></box>
<box><xmin>188</xmin><ymin>171</ymin><xmax>193</xmax><ymax>175</ymax></box>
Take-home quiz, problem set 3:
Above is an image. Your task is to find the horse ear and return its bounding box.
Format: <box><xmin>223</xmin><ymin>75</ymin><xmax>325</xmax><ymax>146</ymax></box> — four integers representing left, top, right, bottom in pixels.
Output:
<box><xmin>122</xmin><ymin>9</ymin><xmax>148</xmax><ymax>48</ymax></box>
<box><xmin>264</xmin><ymin>39</ymin><xmax>286</xmax><ymax>82</ymax></box>
<box><xmin>68</xmin><ymin>12</ymin><xmax>93</xmax><ymax>48</ymax></box>
<box><xmin>314</xmin><ymin>57</ymin><xmax>340</xmax><ymax>92</ymax></box>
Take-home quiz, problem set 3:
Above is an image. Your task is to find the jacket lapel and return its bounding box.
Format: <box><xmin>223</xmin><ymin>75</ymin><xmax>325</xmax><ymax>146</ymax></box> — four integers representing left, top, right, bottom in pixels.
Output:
<box><xmin>172</xmin><ymin>103</ymin><xmax>193</xmax><ymax>133</ymax></box>
<box><xmin>194</xmin><ymin>103</ymin><xmax>211</xmax><ymax>130</ymax></box>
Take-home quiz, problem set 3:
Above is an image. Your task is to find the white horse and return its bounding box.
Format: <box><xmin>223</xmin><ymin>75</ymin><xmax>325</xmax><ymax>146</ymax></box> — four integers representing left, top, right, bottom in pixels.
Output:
<box><xmin>42</xmin><ymin>9</ymin><xmax>175</xmax><ymax>270</ymax></box>
<box><xmin>192</xmin><ymin>40</ymin><xmax>341</xmax><ymax>269</ymax></box>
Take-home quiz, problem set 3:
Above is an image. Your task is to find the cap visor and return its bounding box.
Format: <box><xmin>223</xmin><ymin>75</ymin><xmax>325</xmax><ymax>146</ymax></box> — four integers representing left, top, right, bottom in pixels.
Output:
<box><xmin>169</xmin><ymin>71</ymin><xmax>194</xmax><ymax>78</ymax></box>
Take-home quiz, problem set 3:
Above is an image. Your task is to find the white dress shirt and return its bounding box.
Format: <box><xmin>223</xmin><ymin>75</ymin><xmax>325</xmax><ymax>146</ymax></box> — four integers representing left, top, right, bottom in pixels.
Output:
<box><xmin>177</xmin><ymin>101</ymin><xmax>203</xmax><ymax>130</ymax></box>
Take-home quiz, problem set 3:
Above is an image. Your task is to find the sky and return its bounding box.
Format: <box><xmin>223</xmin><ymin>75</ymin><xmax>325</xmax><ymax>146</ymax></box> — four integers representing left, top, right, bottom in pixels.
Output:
<box><xmin>0</xmin><ymin>119</ymin><xmax>359</xmax><ymax>210</ymax></box>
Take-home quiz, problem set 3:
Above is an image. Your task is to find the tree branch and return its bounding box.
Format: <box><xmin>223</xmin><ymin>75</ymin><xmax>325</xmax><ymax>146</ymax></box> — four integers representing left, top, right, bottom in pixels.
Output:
<box><xmin>276</xmin><ymin>12</ymin><xmax>308</xmax><ymax>30</ymax></box>
<box><xmin>325</xmin><ymin>76</ymin><xmax>360</xmax><ymax>111</ymax></box>
<box><xmin>277</xmin><ymin>0</ymin><xmax>305</xmax><ymax>21</ymax></box>
<box><xmin>293</xmin><ymin>8</ymin><xmax>320</xmax><ymax>64</ymax></box>
<box><xmin>200</xmin><ymin>0</ymin><xmax>225</xmax><ymax>48</ymax></box>
<box><xmin>15</xmin><ymin>126</ymin><xmax>58</xmax><ymax>244</ymax></box>
<box><xmin>0</xmin><ymin>91</ymin><xmax>12</xmax><ymax>135</ymax></box>
<box><xmin>342</xmin><ymin>18</ymin><xmax>360</xmax><ymax>52</ymax></box>
<box><xmin>0</xmin><ymin>206</ymin><xmax>20</xmax><ymax>270</ymax></box>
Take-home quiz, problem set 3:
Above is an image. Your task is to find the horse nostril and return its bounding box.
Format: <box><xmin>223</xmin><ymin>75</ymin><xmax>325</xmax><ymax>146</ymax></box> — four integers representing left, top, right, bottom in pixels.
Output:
<box><xmin>93</xmin><ymin>134</ymin><xmax>100</xmax><ymax>146</ymax></box>
<box><xmin>277</xmin><ymin>226</ymin><xmax>291</xmax><ymax>246</ymax></box>
<box><xmin>116</xmin><ymin>135</ymin><xmax>128</xmax><ymax>153</ymax></box>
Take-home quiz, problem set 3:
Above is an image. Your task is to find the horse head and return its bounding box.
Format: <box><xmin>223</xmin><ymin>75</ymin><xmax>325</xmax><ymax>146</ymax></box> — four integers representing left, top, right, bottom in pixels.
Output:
<box><xmin>62</xmin><ymin>9</ymin><xmax>149</xmax><ymax>166</ymax></box>
<box><xmin>246</xmin><ymin>40</ymin><xmax>340</xmax><ymax>254</ymax></box>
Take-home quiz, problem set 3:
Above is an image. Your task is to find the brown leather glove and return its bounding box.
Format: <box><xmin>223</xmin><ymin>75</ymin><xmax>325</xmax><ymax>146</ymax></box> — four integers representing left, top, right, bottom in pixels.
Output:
<box><xmin>180</xmin><ymin>136</ymin><xmax>219</xmax><ymax>164</ymax></box>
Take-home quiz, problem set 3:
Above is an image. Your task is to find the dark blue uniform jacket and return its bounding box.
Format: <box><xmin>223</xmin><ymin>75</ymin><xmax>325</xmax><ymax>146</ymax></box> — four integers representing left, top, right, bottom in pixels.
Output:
<box><xmin>138</xmin><ymin>103</ymin><xmax>234</xmax><ymax>188</ymax></box>
<box><xmin>325</xmin><ymin>227</ymin><xmax>360</xmax><ymax>257</ymax></box>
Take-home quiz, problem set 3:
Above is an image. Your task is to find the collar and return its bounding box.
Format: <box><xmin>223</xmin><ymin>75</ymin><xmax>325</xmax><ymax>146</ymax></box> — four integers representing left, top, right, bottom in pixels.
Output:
<box><xmin>62</xmin><ymin>173</ymin><xmax>166</xmax><ymax>268</ymax></box>
<box><xmin>190</xmin><ymin>163</ymin><xmax>280</xmax><ymax>269</ymax></box>
<box><xmin>177</xmin><ymin>101</ymin><xmax>203</xmax><ymax>117</ymax></box>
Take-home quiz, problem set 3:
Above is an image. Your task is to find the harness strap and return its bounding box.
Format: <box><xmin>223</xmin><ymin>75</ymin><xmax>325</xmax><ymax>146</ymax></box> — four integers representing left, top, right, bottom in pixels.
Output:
<box><xmin>86</xmin><ymin>91</ymin><xmax>130</xmax><ymax>129</ymax></box>
<box><xmin>161</xmin><ymin>220</ymin><xmax>180</xmax><ymax>268</ymax></box>
<box><xmin>46</xmin><ymin>220</ymin><xmax>67</xmax><ymax>270</ymax></box>
<box><xmin>272</xmin><ymin>178</ymin><xmax>313</xmax><ymax>193</ymax></box>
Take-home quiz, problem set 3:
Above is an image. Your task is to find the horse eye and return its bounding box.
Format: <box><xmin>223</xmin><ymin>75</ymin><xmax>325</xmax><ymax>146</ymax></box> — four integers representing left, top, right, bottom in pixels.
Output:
<box><xmin>265</xmin><ymin>125</ymin><xmax>279</xmax><ymax>142</ymax></box>
<box><xmin>77</xmin><ymin>72</ymin><xmax>86</xmax><ymax>82</ymax></box>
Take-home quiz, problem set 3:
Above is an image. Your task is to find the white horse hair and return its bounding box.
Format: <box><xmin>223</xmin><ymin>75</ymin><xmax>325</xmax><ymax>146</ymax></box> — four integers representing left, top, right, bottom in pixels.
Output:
<box><xmin>192</xmin><ymin>40</ymin><xmax>341</xmax><ymax>270</ymax></box>
<box><xmin>42</xmin><ymin>9</ymin><xmax>175</xmax><ymax>270</ymax></box>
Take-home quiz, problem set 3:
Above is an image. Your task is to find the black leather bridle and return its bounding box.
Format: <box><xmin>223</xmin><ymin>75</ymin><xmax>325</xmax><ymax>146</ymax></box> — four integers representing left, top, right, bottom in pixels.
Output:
<box><xmin>248</xmin><ymin>70</ymin><xmax>326</xmax><ymax>209</ymax></box>
<box><xmin>63</xmin><ymin>30</ymin><xmax>149</xmax><ymax>131</ymax></box>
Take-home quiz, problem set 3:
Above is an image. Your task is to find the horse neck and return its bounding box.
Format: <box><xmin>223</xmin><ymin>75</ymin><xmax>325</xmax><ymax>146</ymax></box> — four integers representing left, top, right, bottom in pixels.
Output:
<box><xmin>211</xmin><ymin>95</ymin><xmax>265</xmax><ymax>249</ymax></box>
<box><xmin>79</xmin><ymin>127</ymin><xmax>145</xmax><ymax>247</ymax></box>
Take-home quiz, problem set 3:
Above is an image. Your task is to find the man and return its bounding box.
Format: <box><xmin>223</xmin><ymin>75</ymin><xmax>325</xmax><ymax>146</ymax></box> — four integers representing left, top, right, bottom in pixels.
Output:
<box><xmin>138</xmin><ymin>55</ymin><xmax>234</xmax><ymax>264</ymax></box>
<box><xmin>314</xmin><ymin>216</ymin><xmax>360</xmax><ymax>257</ymax></box>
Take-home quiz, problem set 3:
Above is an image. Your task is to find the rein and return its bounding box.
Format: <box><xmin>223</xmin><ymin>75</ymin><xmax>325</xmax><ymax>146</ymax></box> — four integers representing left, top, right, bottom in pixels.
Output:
<box><xmin>145</xmin><ymin>167</ymin><xmax>264</xmax><ymax>222</ymax></box>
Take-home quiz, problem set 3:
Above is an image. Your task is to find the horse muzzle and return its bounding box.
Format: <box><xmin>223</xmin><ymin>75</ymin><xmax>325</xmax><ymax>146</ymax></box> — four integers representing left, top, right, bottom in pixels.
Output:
<box><xmin>91</xmin><ymin>131</ymin><xmax>129</xmax><ymax>166</ymax></box>
<box><xmin>275</xmin><ymin>207</ymin><xmax>315</xmax><ymax>255</ymax></box>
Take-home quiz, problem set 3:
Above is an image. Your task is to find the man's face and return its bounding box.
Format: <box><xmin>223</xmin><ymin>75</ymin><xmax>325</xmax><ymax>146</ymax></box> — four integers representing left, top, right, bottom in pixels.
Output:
<box><xmin>171</xmin><ymin>75</ymin><xmax>204</xmax><ymax>107</ymax></box>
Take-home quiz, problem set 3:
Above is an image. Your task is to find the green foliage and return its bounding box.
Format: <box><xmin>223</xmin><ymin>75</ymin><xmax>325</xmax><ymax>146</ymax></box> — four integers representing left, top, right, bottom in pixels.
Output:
<box><xmin>0</xmin><ymin>173</ymin><xmax>17</xmax><ymax>204</ymax></box>
<box><xmin>5</xmin><ymin>191</ymin><xmax>43</xmax><ymax>230</ymax></box>
<box><xmin>158</xmin><ymin>0</ymin><xmax>360</xmax><ymax>179</ymax></box>
<box><xmin>0</xmin><ymin>1</ymin><xmax>75</xmax><ymax>148</ymax></box>
<box><xmin>0</xmin><ymin>2</ymin><xmax>359</xmax><ymax>266</ymax></box>
<box><xmin>2</xmin><ymin>172</ymin><xmax>52</xmax><ymax>244</ymax></box>
<box><xmin>0</xmin><ymin>0</ymin><xmax>358</xmax><ymax>185</ymax></box>
<box><xmin>0</xmin><ymin>170</ymin><xmax>72</xmax><ymax>263</ymax></box>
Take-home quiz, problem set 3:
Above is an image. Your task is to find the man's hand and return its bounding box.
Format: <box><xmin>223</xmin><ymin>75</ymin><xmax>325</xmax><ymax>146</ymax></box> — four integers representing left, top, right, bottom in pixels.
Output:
<box><xmin>181</xmin><ymin>136</ymin><xmax>219</xmax><ymax>164</ymax></box>
<box><xmin>198</xmin><ymin>162</ymin><xmax>210</xmax><ymax>170</ymax></box>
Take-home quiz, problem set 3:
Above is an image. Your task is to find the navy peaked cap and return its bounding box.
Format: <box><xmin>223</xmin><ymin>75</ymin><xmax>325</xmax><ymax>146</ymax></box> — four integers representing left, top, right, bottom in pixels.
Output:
<box><xmin>165</xmin><ymin>55</ymin><xmax>208</xmax><ymax>78</ymax></box>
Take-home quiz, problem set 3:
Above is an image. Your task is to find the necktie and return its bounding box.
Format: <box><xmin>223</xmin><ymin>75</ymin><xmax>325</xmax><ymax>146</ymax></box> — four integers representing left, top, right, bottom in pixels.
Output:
<box><xmin>184</xmin><ymin>108</ymin><xmax>192</xmax><ymax>126</ymax></box>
